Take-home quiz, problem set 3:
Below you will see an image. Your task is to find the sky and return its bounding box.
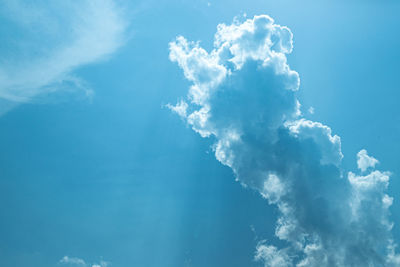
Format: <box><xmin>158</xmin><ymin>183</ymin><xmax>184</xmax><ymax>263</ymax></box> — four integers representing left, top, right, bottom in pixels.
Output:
<box><xmin>0</xmin><ymin>0</ymin><xmax>400</xmax><ymax>266</ymax></box>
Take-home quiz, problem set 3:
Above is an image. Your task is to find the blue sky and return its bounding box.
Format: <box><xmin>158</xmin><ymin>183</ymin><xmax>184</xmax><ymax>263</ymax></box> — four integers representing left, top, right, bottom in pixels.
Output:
<box><xmin>0</xmin><ymin>0</ymin><xmax>400</xmax><ymax>266</ymax></box>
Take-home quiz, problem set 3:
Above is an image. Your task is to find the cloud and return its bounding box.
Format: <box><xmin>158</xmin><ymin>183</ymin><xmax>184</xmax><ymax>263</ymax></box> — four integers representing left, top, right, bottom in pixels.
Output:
<box><xmin>357</xmin><ymin>149</ymin><xmax>379</xmax><ymax>172</ymax></box>
<box><xmin>166</xmin><ymin>100</ymin><xmax>188</xmax><ymax>118</ymax></box>
<box><xmin>169</xmin><ymin>15</ymin><xmax>399</xmax><ymax>266</ymax></box>
<box><xmin>60</xmin><ymin>256</ymin><xmax>86</xmax><ymax>266</ymax></box>
<box><xmin>255</xmin><ymin>242</ymin><xmax>291</xmax><ymax>267</ymax></box>
<box><xmin>59</xmin><ymin>256</ymin><xmax>109</xmax><ymax>267</ymax></box>
<box><xmin>0</xmin><ymin>0</ymin><xmax>126</xmax><ymax>114</ymax></box>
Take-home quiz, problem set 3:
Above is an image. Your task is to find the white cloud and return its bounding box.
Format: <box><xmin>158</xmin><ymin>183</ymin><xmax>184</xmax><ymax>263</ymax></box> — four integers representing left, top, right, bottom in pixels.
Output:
<box><xmin>166</xmin><ymin>100</ymin><xmax>188</xmax><ymax>118</ymax></box>
<box><xmin>59</xmin><ymin>256</ymin><xmax>86</xmax><ymax>266</ymax></box>
<box><xmin>287</xmin><ymin>119</ymin><xmax>343</xmax><ymax>166</ymax></box>
<box><xmin>255</xmin><ymin>243</ymin><xmax>292</xmax><ymax>267</ymax></box>
<box><xmin>261</xmin><ymin>174</ymin><xmax>287</xmax><ymax>204</ymax></box>
<box><xmin>169</xmin><ymin>14</ymin><xmax>399</xmax><ymax>266</ymax></box>
<box><xmin>59</xmin><ymin>256</ymin><xmax>109</xmax><ymax>267</ymax></box>
<box><xmin>357</xmin><ymin>149</ymin><xmax>379</xmax><ymax>172</ymax></box>
<box><xmin>0</xmin><ymin>0</ymin><xmax>126</xmax><ymax>114</ymax></box>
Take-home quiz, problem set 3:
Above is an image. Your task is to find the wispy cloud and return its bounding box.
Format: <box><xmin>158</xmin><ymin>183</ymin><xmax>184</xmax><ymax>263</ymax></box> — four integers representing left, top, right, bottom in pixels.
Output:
<box><xmin>59</xmin><ymin>256</ymin><xmax>109</xmax><ymax>267</ymax></box>
<box><xmin>169</xmin><ymin>15</ymin><xmax>399</xmax><ymax>266</ymax></box>
<box><xmin>59</xmin><ymin>256</ymin><xmax>86</xmax><ymax>266</ymax></box>
<box><xmin>0</xmin><ymin>0</ymin><xmax>126</xmax><ymax>114</ymax></box>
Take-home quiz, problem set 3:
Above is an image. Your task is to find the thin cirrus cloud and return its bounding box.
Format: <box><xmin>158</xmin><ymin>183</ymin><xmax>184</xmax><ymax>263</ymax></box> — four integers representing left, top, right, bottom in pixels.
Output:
<box><xmin>169</xmin><ymin>15</ymin><xmax>399</xmax><ymax>266</ymax></box>
<box><xmin>0</xmin><ymin>0</ymin><xmax>126</xmax><ymax>115</ymax></box>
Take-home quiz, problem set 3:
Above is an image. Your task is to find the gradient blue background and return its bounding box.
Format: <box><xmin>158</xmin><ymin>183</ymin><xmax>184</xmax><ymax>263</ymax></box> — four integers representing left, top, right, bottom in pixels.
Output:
<box><xmin>0</xmin><ymin>0</ymin><xmax>399</xmax><ymax>266</ymax></box>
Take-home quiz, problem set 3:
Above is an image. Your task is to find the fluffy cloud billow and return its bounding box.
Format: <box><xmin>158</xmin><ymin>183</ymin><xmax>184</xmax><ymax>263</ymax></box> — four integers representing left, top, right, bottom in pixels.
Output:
<box><xmin>169</xmin><ymin>15</ymin><xmax>399</xmax><ymax>266</ymax></box>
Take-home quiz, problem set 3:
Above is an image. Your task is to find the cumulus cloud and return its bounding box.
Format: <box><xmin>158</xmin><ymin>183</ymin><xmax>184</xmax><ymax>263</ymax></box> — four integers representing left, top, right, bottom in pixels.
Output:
<box><xmin>59</xmin><ymin>256</ymin><xmax>109</xmax><ymax>267</ymax></box>
<box><xmin>169</xmin><ymin>15</ymin><xmax>399</xmax><ymax>266</ymax></box>
<box><xmin>357</xmin><ymin>149</ymin><xmax>379</xmax><ymax>172</ymax></box>
<box><xmin>0</xmin><ymin>0</ymin><xmax>126</xmax><ymax>114</ymax></box>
